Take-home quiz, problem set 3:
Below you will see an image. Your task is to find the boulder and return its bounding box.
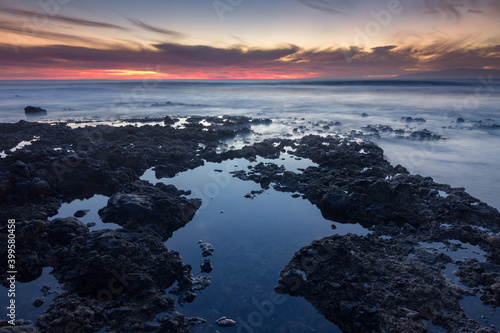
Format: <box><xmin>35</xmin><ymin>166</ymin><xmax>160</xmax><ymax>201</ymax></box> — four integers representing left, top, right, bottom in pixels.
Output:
<box><xmin>24</xmin><ymin>106</ymin><xmax>47</xmax><ymax>115</ymax></box>
<box><xmin>99</xmin><ymin>181</ymin><xmax>201</xmax><ymax>240</ymax></box>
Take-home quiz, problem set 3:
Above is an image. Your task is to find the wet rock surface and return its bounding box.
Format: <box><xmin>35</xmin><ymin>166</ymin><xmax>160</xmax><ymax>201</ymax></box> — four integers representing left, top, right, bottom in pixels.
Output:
<box><xmin>24</xmin><ymin>106</ymin><xmax>47</xmax><ymax>115</ymax></box>
<box><xmin>360</xmin><ymin>125</ymin><xmax>443</xmax><ymax>140</ymax></box>
<box><xmin>0</xmin><ymin>117</ymin><xmax>259</xmax><ymax>332</ymax></box>
<box><xmin>98</xmin><ymin>180</ymin><xmax>201</xmax><ymax>240</ymax></box>
<box><xmin>37</xmin><ymin>229</ymin><xmax>202</xmax><ymax>332</ymax></box>
<box><xmin>1</xmin><ymin>117</ymin><xmax>499</xmax><ymax>332</ymax></box>
<box><xmin>215</xmin><ymin>316</ymin><xmax>236</xmax><ymax>327</ymax></box>
<box><xmin>200</xmin><ymin>259</ymin><xmax>213</xmax><ymax>273</ymax></box>
<box><xmin>200</xmin><ymin>243</ymin><xmax>215</xmax><ymax>257</ymax></box>
<box><xmin>228</xmin><ymin>134</ymin><xmax>500</xmax><ymax>332</ymax></box>
<box><xmin>275</xmin><ymin>235</ymin><xmax>496</xmax><ymax>333</ymax></box>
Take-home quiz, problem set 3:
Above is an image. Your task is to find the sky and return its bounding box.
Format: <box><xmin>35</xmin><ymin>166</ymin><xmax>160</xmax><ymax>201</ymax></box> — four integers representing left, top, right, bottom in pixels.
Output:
<box><xmin>0</xmin><ymin>0</ymin><xmax>499</xmax><ymax>79</ymax></box>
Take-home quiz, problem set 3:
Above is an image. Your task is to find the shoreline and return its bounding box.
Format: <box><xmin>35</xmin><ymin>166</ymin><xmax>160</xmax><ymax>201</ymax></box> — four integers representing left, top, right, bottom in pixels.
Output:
<box><xmin>0</xmin><ymin>116</ymin><xmax>499</xmax><ymax>332</ymax></box>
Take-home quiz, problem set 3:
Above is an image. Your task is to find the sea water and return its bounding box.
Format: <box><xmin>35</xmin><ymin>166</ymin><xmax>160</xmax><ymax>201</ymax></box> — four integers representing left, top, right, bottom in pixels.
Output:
<box><xmin>1</xmin><ymin>79</ymin><xmax>499</xmax><ymax>331</ymax></box>
<box><xmin>1</xmin><ymin>78</ymin><xmax>499</xmax><ymax>208</ymax></box>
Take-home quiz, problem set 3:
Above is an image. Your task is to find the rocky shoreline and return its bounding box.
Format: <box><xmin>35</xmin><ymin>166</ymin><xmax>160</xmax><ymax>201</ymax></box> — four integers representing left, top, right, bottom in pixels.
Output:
<box><xmin>1</xmin><ymin>116</ymin><xmax>499</xmax><ymax>332</ymax></box>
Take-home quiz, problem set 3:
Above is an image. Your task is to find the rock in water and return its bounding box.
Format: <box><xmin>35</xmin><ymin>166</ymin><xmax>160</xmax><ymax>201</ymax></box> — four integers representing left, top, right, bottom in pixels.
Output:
<box><xmin>74</xmin><ymin>209</ymin><xmax>89</xmax><ymax>218</ymax></box>
<box><xmin>216</xmin><ymin>316</ymin><xmax>236</xmax><ymax>327</ymax></box>
<box><xmin>32</xmin><ymin>297</ymin><xmax>44</xmax><ymax>307</ymax></box>
<box><xmin>275</xmin><ymin>235</ymin><xmax>496</xmax><ymax>333</ymax></box>
<box><xmin>200</xmin><ymin>259</ymin><xmax>213</xmax><ymax>273</ymax></box>
<box><xmin>163</xmin><ymin>115</ymin><xmax>178</xmax><ymax>125</ymax></box>
<box><xmin>24</xmin><ymin>106</ymin><xmax>47</xmax><ymax>115</ymax></box>
<box><xmin>200</xmin><ymin>243</ymin><xmax>215</xmax><ymax>257</ymax></box>
<box><xmin>98</xmin><ymin>180</ymin><xmax>201</xmax><ymax>240</ymax></box>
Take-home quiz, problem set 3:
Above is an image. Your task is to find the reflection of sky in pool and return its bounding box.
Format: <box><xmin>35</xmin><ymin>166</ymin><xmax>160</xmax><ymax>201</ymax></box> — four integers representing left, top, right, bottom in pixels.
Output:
<box><xmin>1</xmin><ymin>267</ymin><xmax>61</xmax><ymax>324</ymax></box>
<box><xmin>51</xmin><ymin>194</ymin><xmax>121</xmax><ymax>230</ymax></box>
<box><xmin>141</xmin><ymin>156</ymin><xmax>367</xmax><ymax>332</ymax></box>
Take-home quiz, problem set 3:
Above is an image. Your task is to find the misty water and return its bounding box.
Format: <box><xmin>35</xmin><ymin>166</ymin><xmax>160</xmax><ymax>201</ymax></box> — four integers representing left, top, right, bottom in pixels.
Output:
<box><xmin>1</xmin><ymin>79</ymin><xmax>499</xmax><ymax>331</ymax></box>
<box><xmin>1</xmin><ymin>79</ymin><xmax>499</xmax><ymax>209</ymax></box>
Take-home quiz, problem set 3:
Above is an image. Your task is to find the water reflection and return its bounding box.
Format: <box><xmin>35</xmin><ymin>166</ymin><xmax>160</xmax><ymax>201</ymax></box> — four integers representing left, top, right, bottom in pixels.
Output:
<box><xmin>51</xmin><ymin>194</ymin><xmax>121</xmax><ymax>230</ymax></box>
<box><xmin>141</xmin><ymin>156</ymin><xmax>372</xmax><ymax>332</ymax></box>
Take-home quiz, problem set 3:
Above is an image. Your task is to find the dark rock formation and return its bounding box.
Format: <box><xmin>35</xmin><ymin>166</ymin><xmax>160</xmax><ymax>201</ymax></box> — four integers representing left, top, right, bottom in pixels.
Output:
<box><xmin>200</xmin><ymin>259</ymin><xmax>213</xmax><ymax>273</ymax></box>
<box><xmin>98</xmin><ymin>181</ymin><xmax>201</xmax><ymax>240</ymax></box>
<box><xmin>32</xmin><ymin>298</ymin><xmax>44</xmax><ymax>307</ymax></box>
<box><xmin>73</xmin><ymin>209</ymin><xmax>89</xmax><ymax>218</ymax></box>
<box><xmin>408</xmin><ymin>129</ymin><xmax>443</xmax><ymax>140</ymax></box>
<box><xmin>401</xmin><ymin>116</ymin><xmax>426</xmax><ymax>123</ymax></box>
<box><xmin>224</xmin><ymin>134</ymin><xmax>500</xmax><ymax>332</ymax></box>
<box><xmin>0</xmin><ymin>117</ymin><xmax>259</xmax><ymax>332</ymax></box>
<box><xmin>200</xmin><ymin>243</ymin><xmax>215</xmax><ymax>257</ymax></box>
<box><xmin>24</xmin><ymin>106</ymin><xmax>47</xmax><ymax>115</ymax></box>
<box><xmin>275</xmin><ymin>235</ymin><xmax>496</xmax><ymax>333</ymax></box>
<box><xmin>1</xmin><ymin>118</ymin><xmax>499</xmax><ymax>333</ymax></box>
<box><xmin>37</xmin><ymin>229</ymin><xmax>199</xmax><ymax>332</ymax></box>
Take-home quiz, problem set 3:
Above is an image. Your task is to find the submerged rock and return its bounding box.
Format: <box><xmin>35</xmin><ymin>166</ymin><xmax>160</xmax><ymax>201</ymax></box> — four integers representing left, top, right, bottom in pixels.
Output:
<box><xmin>157</xmin><ymin>312</ymin><xmax>206</xmax><ymax>332</ymax></box>
<box><xmin>216</xmin><ymin>316</ymin><xmax>237</xmax><ymax>327</ymax></box>
<box><xmin>0</xmin><ymin>324</ymin><xmax>40</xmax><ymax>332</ymax></box>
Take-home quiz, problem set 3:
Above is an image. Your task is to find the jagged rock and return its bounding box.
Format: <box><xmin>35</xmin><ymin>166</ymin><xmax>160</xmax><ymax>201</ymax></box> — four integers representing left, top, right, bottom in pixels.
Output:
<box><xmin>275</xmin><ymin>235</ymin><xmax>496</xmax><ymax>333</ymax></box>
<box><xmin>200</xmin><ymin>259</ymin><xmax>213</xmax><ymax>273</ymax></box>
<box><xmin>98</xmin><ymin>181</ymin><xmax>201</xmax><ymax>240</ymax></box>
<box><xmin>200</xmin><ymin>243</ymin><xmax>215</xmax><ymax>257</ymax></box>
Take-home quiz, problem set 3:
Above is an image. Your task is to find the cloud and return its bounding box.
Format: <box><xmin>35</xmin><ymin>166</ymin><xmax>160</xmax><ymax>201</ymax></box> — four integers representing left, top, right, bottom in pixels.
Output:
<box><xmin>0</xmin><ymin>41</ymin><xmax>498</xmax><ymax>78</ymax></box>
<box><xmin>0</xmin><ymin>5</ymin><xmax>126</xmax><ymax>30</ymax></box>
<box><xmin>125</xmin><ymin>18</ymin><xmax>185</xmax><ymax>38</ymax></box>
<box><xmin>295</xmin><ymin>0</ymin><xmax>354</xmax><ymax>14</ymax></box>
<box><xmin>405</xmin><ymin>0</ymin><xmax>500</xmax><ymax>20</ymax></box>
<box><xmin>152</xmin><ymin>43</ymin><xmax>301</xmax><ymax>66</ymax></box>
<box><xmin>0</xmin><ymin>20</ymin><xmax>111</xmax><ymax>46</ymax></box>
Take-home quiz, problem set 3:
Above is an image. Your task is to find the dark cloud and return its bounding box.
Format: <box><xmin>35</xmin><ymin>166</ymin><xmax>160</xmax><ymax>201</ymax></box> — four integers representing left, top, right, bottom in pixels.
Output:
<box><xmin>0</xmin><ymin>41</ymin><xmax>498</xmax><ymax>78</ymax></box>
<box><xmin>151</xmin><ymin>43</ymin><xmax>301</xmax><ymax>66</ymax></box>
<box><xmin>0</xmin><ymin>43</ymin><xmax>301</xmax><ymax>70</ymax></box>
<box><xmin>125</xmin><ymin>18</ymin><xmax>185</xmax><ymax>38</ymax></box>
<box><xmin>0</xmin><ymin>5</ymin><xmax>126</xmax><ymax>30</ymax></box>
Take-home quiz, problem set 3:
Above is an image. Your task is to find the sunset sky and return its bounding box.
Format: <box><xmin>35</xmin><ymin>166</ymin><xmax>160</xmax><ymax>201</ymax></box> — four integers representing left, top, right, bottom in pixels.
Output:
<box><xmin>0</xmin><ymin>0</ymin><xmax>499</xmax><ymax>79</ymax></box>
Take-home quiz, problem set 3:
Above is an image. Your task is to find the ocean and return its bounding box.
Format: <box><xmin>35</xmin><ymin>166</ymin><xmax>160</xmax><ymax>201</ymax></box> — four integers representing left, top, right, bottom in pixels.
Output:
<box><xmin>1</xmin><ymin>79</ymin><xmax>500</xmax><ymax>332</ymax></box>
<box><xmin>1</xmin><ymin>79</ymin><xmax>499</xmax><ymax>209</ymax></box>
